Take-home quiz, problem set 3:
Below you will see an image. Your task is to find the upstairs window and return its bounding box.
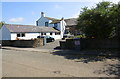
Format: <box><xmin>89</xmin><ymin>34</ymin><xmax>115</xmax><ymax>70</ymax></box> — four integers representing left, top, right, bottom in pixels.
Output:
<box><xmin>36</xmin><ymin>21</ymin><xmax>38</xmax><ymax>26</ymax></box>
<box><xmin>54</xmin><ymin>23</ymin><xmax>57</xmax><ymax>28</ymax></box>
<box><xmin>45</xmin><ymin>22</ymin><xmax>48</xmax><ymax>26</ymax></box>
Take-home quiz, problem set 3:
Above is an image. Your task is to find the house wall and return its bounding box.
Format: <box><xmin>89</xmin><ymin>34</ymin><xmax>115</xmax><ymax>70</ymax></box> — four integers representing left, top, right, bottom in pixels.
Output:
<box><xmin>0</xmin><ymin>25</ymin><xmax>11</xmax><ymax>40</ymax></box>
<box><xmin>37</xmin><ymin>16</ymin><xmax>66</xmax><ymax>39</ymax></box>
<box><xmin>60</xmin><ymin>20</ymin><xmax>66</xmax><ymax>38</ymax></box>
<box><xmin>37</xmin><ymin>16</ymin><xmax>61</xmax><ymax>31</ymax></box>
<box><xmin>11</xmin><ymin>33</ymin><xmax>40</xmax><ymax>40</ymax></box>
<box><xmin>37</xmin><ymin>17</ymin><xmax>49</xmax><ymax>26</ymax></box>
<box><xmin>11</xmin><ymin>32</ymin><xmax>61</xmax><ymax>40</ymax></box>
<box><xmin>48</xmin><ymin>33</ymin><xmax>61</xmax><ymax>40</ymax></box>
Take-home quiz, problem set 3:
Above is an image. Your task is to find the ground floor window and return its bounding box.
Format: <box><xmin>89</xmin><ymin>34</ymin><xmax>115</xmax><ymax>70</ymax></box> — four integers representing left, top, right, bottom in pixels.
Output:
<box><xmin>55</xmin><ymin>32</ymin><xmax>60</xmax><ymax>35</ymax></box>
<box><xmin>41</xmin><ymin>33</ymin><xmax>46</xmax><ymax>35</ymax></box>
<box><xmin>17</xmin><ymin>33</ymin><xmax>25</xmax><ymax>37</ymax></box>
<box><xmin>44</xmin><ymin>33</ymin><xmax>46</xmax><ymax>35</ymax></box>
<box><xmin>50</xmin><ymin>32</ymin><xmax>53</xmax><ymax>35</ymax></box>
<box><xmin>41</xmin><ymin>33</ymin><xmax>43</xmax><ymax>35</ymax></box>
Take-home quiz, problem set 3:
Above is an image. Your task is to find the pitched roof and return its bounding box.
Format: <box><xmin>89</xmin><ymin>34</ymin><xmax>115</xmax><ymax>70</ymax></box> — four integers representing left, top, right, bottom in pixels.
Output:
<box><xmin>64</xmin><ymin>18</ymin><xmax>77</xmax><ymax>26</ymax></box>
<box><xmin>45</xmin><ymin>17</ymin><xmax>61</xmax><ymax>24</ymax></box>
<box><xmin>45</xmin><ymin>17</ymin><xmax>60</xmax><ymax>21</ymax></box>
<box><xmin>4</xmin><ymin>24</ymin><xmax>59</xmax><ymax>33</ymax></box>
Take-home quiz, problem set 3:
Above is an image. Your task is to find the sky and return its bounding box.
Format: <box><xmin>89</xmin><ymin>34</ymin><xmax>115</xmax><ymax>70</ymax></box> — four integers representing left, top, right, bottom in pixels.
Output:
<box><xmin>1</xmin><ymin>0</ymin><xmax>120</xmax><ymax>25</ymax></box>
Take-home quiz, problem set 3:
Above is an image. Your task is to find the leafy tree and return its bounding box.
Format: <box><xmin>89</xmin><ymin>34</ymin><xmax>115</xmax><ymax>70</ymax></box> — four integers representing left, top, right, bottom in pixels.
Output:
<box><xmin>77</xmin><ymin>1</ymin><xmax>120</xmax><ymax>39</ymax></box>
<box><xmin>0</xmin><ymin>21</ymin><xmax>5</xmax><ymax>28</ymax></box>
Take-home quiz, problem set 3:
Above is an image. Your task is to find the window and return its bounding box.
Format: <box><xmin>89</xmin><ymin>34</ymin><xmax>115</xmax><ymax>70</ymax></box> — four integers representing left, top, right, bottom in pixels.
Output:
<box><xmin>54</xmin><ymin>23</ymin><xmax>57</xmax><ymax>28</ymax></box>
<box><xmin>17</xmin><ymin>33</ymin><xmax>25</xmax><ymax>37</ymax></box>
<box><xmin>55</xmin><ymin>32</ymin><xmax>60</xmax><ymax>35</ymax></box>
<box><xmin>45</xmin><ymin>22</ymin><xmax>48</xmax><ymax>26</ymax></box>
<box><xmin>17</xmin><ymin>34</ymin><xmax>20</xmax><ymax>37</ymax></box>
<box><xmin>44</xmin><ymin>33</ymin><xmax>46</xmax><ymax>35</ymax></box>
<box><xmin>50</xmin><ymin>32</ymin><xmax>52</xmax><ymax>35</ymax></box>
<box><xmin>36</xmin><ymin>21</ymin><xmax>39</xmax><ymax>26</ymax></box>
<box><xmin>41</xmin><ymin>33</ymin><xmax>44</xmax><ymax>35</ymax></box>
<box><xmin>22</xmin><ymin>33</ymin><xmax>25</xmax><ymax>37</ymax></box>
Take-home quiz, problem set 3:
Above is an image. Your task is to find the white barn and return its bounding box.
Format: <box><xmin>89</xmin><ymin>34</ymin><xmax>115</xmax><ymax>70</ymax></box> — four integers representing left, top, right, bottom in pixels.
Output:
<box><xmin>0</xmin><ymin>24</ymin><xmax>60</xmax><ymax>40</ymax></box>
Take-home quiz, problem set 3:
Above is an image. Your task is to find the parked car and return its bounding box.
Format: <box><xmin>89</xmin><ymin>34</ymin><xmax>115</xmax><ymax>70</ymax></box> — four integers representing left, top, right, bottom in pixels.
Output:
<box><xmin>45</xmin><ymin>36</ymin><xmax>55</xmax><ymax>42</ymax></box>
<box><xmin>37</xmin><ymin>35</ymin><xmax>55</xmax><ymax>43</ymax></box>
<box><xmin>37</xmin><ymin>36</ymin><xmax>44</xmax><ymax>38</ymax></box>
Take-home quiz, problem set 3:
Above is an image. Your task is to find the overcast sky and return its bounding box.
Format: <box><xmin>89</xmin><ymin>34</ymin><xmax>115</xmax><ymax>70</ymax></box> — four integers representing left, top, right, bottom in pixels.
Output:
<box><xmin>1</xmin><ymin>0</ymin><xmax>120</xmax><ymax>25</ymax></box>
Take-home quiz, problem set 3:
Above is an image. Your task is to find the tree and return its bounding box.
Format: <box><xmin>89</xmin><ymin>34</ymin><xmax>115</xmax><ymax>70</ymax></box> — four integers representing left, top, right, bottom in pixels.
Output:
<box><xmin>77</xmin><ymin>1</ymin><xmax>119</xmax><ymax>39</ymax></box>
<box><xmin>0</xmin><ymin>21</ymin><xmax>5</xmax><ymax>28</ymax></box>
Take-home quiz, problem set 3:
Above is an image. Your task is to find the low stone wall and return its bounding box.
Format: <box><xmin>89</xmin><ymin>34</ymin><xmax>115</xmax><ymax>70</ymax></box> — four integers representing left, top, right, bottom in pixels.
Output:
<box><xmin>80</xmin><ymin>38</ymin><xmax>120</xmax><ymax>49</ymax></box>
<box><xmin>2</xmin><ymin>38</ymin><xmax>44</xmax><ymax>47</ymax></box>
<box><xmin>60</xmin><ymin>38</ymin><xmax>120</xmax><ymax>50</ymax></box>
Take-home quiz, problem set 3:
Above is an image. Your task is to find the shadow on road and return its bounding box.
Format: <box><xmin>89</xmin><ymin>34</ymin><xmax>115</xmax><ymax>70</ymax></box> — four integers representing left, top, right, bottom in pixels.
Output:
<box><xmin>51</xmin><ymin>49</ymin><xmax>120</xmax><ymax>77</ymax></box>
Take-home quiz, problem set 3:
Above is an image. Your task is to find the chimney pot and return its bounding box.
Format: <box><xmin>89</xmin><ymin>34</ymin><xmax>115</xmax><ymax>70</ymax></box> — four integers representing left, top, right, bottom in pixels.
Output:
<box><xmin>41</xmin><ymin>12</ymin><xmax>45</xmax><ymax>17</ymax></box>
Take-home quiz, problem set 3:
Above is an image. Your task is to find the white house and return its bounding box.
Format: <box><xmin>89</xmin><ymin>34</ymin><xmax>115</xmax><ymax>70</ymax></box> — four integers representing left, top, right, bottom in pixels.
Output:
<box><xmin>36</xmin><ymin>12</ymin><xmax>66</xmax><ymax>39</ymax></box>
<box><xmin>0</xmin><ymin>24</ymin><xmax>60</xmax><ymax>40</ymax></box>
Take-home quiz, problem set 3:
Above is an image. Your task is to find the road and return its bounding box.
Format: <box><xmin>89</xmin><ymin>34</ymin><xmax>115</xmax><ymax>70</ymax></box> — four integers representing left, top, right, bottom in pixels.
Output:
<box><xmin>2</xmin><ymin>49</ymin><xmax>119</xmax><ymax>77</ymax></box>
<box><xmin>2</xmin><ymin>40</ymin><xmax>120</xmax><ymax>77</ymax></box>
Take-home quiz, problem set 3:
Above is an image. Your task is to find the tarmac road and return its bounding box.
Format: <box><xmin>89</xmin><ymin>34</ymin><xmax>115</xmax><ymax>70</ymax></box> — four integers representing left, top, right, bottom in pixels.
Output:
<box><xmin>2</xmin><ymin>49</ymin><xmax>119</xmax><ymax>77</ymax></box>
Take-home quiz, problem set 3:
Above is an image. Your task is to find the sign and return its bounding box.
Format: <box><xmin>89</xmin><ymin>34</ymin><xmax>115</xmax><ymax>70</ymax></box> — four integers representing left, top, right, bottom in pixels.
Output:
<box><xmin>74</xmin><ymin>40</ymin><xmax>80</xmax><ymax>46</ymax></box>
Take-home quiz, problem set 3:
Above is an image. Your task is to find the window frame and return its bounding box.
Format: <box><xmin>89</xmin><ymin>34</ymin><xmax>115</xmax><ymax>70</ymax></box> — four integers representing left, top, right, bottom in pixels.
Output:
<box><xmin>17</xmin><ymin>33</ymin><xmax>25</xmax><ymax>37</ymax></box>
<box><xmin>50</xmin><ymin>32</ymin><xmax>53</xmax><ymax>35</ymax></box>
<box><xmin>54</xmin><ymin>23</ymin><xmax>57</xmax><ymax>28</ymax></box>
<box><xmin>45</xmin><ymin>22</ymin><xmax>48</xmax><ymax>26</ymax></box>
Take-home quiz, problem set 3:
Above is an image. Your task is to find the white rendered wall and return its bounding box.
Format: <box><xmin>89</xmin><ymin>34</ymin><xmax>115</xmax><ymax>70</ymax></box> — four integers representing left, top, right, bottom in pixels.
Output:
<box><xmin>60</xmin><ymin>20</ymin><xmax>66</xmax><ymax>38</ymax></box>
<box><xmin>50</xmin><ymin>33</ymin><xmax>61</xmax><ymax>40</ymax></box>
<box><xmin>37</xmin><ymin>17</ymin><xmax>61</xmax><ymax>31</ymax></box>
<box><xmin>11</xmin><ymin>32</ymin><xmax>61</xmax><ymax>40</ymax></box>
<box><xmin>11</xmin><ymin>33</ymin><xmax>17</xmax><ymax>40</ymax></box>
<box><xmin>0</xmin><ymin>25</ymin><xmax>11</xmax><ymax>40</ymax></box>
<box><xmin>11</xmin><ymin>33</ymin><xmax>40</xmax><ymax>40</ymax></box>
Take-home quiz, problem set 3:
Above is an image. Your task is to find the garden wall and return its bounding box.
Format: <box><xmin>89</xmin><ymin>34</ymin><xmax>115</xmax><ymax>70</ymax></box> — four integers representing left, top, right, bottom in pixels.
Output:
<box><xmin>60</xmin><ymin>38</ymin><xmax>120</xmax><ymax>50</ymax></box>
<box><xmin>2</xmin><ymin>38</ymin><xmax>44</xmax><ymax>47</ymax></box>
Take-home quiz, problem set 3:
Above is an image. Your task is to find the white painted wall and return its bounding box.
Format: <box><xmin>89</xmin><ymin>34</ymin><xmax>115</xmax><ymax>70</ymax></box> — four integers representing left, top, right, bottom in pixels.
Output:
<box><xmin>11</xmin><ymin>33</ymin><xmax>40</xmax><ymax>40</ymax></box>
<box><xmin>11</xmin><ymin>32</ymin><xmax>61</xmax><ymax>40</ymax></box>
<box><xmin>0</xmin><ymin>25</ymin><xmax>11</xmax><ymax>40</ymax></box>
<box><xmin>60</xmin><ymin>20</ymin><xmax>66</xmax><ymax>38</ymax></box>
<box><xmin>49</xmin><ymin>33</ymin><xmax>61</xmax><ymax>40</ymax></box>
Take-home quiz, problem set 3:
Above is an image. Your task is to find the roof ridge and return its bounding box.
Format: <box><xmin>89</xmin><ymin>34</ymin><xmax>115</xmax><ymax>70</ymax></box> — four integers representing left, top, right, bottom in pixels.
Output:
<box><xmin>45</xmin><ymin>16</ymin><xmax>60</xmax><ymax>21</ymax></box>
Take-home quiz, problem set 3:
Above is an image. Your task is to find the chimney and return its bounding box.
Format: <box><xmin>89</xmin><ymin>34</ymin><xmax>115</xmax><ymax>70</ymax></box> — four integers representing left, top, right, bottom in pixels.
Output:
<box><xmin>61</xmin><ymin>17</ymin><xmax>64</xmax><ymax>20</ymax></box>
<box><xmin>41</xmin><ymin>12</ymin><xmax>45</xmax><ymax>17</ymax></box>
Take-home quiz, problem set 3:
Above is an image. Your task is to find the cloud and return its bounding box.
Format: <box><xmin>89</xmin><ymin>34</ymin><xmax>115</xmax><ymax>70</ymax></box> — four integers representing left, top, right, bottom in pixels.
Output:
<box><xmin>9</xmin><ymin>17</ymin><xmax>24</xmax><ymax>22</ymax></box>
<box><xmin>54</xmin><ymin>4</ymin><xmax>62</xmax><ymax>9</ymax></box>
<box><xmin>70</xmin><ymin>11</ymin><xmax>80</xmax><ymax>18</ymax></box>
<box><xmin>31</xmin><ymin>11</ymin><xmax>35</xmax><ymax>15</ymax></box>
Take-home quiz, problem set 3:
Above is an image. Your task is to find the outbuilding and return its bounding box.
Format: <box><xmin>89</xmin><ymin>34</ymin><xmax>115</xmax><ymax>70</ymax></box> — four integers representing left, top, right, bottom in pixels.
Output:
<box><xmin>0</xmin><ymin>24</ymin><xmax>60</xmax><ymax>40</ymax></box>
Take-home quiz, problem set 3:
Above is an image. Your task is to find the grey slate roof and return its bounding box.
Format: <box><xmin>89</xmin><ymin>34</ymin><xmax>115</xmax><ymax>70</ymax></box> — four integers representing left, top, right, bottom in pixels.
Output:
<box><xmin>4</xmin><ymin>24</ymin><xmax>59</xmax><ymax>33</ymax></box>
<box><xmin>64</xmin><ymin>18</ymin><xmax>77</xmax><ymax>26</ymax></box>
<box><xmin>45</xmin><ymin>17</ymin><xmax>61</xmax><ymax>24</ymax></box>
